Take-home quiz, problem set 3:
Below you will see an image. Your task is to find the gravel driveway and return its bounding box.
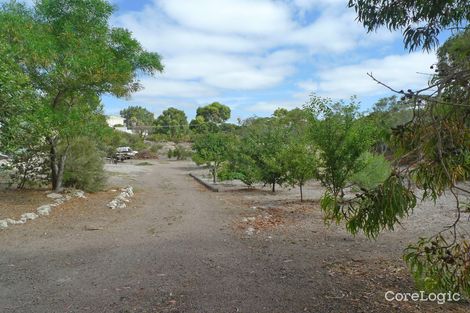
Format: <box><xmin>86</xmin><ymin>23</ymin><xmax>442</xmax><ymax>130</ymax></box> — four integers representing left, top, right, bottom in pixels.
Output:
<box><xmin>0</xmin><ymin>160</ymin><xmax>468</xmax><ymax>312</ymax></box>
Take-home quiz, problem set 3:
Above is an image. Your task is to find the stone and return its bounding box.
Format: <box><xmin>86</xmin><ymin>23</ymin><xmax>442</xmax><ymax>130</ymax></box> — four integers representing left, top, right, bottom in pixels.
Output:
<box><xmin>0</xmin><ymin>220</ymin><xmax>8</xmax><ymax>230</ymax></box>
<box><xmin>245</xmin><ymin>227</ymin><xmax>255</xmax><ymax>236</ymax></box>
<box><xmin>47</xmin><ymin>193</ymin><xmax>63</xmax><ymax>200</ymax></box>
<box><xmin>6</xmin><ymin>218</ymin><xmax>25</xmax><ymax>225</ymax></box>
<box><xmin>37</xmin><ymin>205</ymin><xmax>52</xmax><ymax>216</ymax></box>
<box><xmin>20</xmin><ymin>213</ymin><xmax>38</xmax><ymax>221</ymax></box>
<box><xmin>74</xmin><ymin>190</ymin><xmax>86</xmax><ymax>198</ymax></box>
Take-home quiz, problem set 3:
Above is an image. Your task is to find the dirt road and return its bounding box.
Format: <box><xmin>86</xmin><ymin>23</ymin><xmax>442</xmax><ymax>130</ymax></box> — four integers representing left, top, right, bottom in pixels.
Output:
<box><xmin>0</xmin><ymin>161</ymin><xmax>468</xmax><ymax>312</ymax></box>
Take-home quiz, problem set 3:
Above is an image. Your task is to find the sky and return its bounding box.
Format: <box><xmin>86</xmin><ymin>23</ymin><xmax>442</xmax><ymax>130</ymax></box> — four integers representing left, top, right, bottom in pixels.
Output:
<box><xmin>14</xmin><ymin>0</ymin><xmax>441</xmax><ymax>122</ymax></box>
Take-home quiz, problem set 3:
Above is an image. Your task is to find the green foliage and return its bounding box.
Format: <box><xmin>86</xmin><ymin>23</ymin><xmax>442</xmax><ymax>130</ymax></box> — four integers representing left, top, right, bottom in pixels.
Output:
<box><xmin>154</xmin><ymin>107</ymin><xmax>188</xmax><ymax>140</ymax></box>
<box><xmin>120</xmin><ymin>106</ymin><xmax>155</xmax><ymax>137</ymax></box>
<box><xmin>322</xmin><ymin>174</ymin><xmax>417</xmax><ymax>238</ymax></box>
<box><xmin>190</xmin><ymin>102</ymin><xmax>231</xmax><ymax>133</ymax></box>
<box><xmin>349</xmin><ymin>152</ymin><xmax>392</xmax><ymax>190</ymax></box>
<box><xmin>0</xmin><ymin>0</ymin><xmax>163</xmax><ymax>191</ymax></box>
<box><xmin>168</xmin><ymin>145</ymin><xmax>192</xmax><ymax>161</ymax></box>
<box><xmin>62</xmin><ymin>137</ymin><xmax>106</xmax><ymax>192</ymax></box>
<box><xmin>307</xmin><ymin>95</ymin><xmax>377</xmax><ymax>197</ymax></box>
<box><xmin>404</xmin><ymin>235</ymin><xmax>470</xmax><ymax>297</ymax></box>
<box><xmin>192</xmin><ymin>133</ymin><xmax>230</xmax><ymax>183</ymax></box>
<box><xmin>348</xmin><ymin>0</ymin><xmax>470</xmax><ymax>51</ymax></box>
<box><xmin>236</xmin><ymin>118</ymin><xmax>290</xmax><ymax>191</ymax></box>
<box><xmin>348</xmin><ymin>1</ymin><xmax>470</xmax><ymax>295</ymax></box>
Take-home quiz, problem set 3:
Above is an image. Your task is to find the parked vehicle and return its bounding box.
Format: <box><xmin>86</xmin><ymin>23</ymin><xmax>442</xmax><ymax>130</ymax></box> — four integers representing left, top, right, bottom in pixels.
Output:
<box><xmin>116</xmin><ymin>147</ymin><xmax>138</xmax><ymax>160</ymax></box>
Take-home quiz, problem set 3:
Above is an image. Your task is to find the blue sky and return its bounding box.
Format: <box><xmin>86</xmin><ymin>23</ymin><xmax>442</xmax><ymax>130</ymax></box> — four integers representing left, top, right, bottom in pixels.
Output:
<box><xmin>19</xmin><ymin>0</ymin><xmax>441</xmax><ymax>123</ymax></box>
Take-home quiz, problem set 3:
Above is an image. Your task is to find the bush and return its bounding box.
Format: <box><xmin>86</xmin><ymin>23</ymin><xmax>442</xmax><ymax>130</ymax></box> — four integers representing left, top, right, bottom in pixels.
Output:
<box><xmin>349</xmin><ymin>152</ymin><xmax>391</xmax><ymax>190</ymax></box>
<box><xmin>63</xmin><ymin>137</ymin><xmax>106</xmax><ymax>192</ymax></box>
<box><xmin>168</xmin><ymin>145</ymin><xmax>192</xmax><ymax>160</ymax></box>
<box><xmin>5</xmin><ymin>149</ymin><xmax>49</xmax><ymax>189</ymax></box>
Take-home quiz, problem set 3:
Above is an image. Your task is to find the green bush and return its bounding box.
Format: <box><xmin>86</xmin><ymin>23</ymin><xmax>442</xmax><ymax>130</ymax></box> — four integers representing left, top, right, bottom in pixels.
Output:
<box><xmin>349</xmin><ymin>152</ymin><xmax>391</xmax><ymax>190</ymax></box>
<box><xmin>168</xmin><ymin>145</ymin><xmax>192</xmax><ymax>160</ymax></box>
<box><xmin>63</xmin><ymin>137</ymin><xmax>106</xmax><ymax>192</ymax></box>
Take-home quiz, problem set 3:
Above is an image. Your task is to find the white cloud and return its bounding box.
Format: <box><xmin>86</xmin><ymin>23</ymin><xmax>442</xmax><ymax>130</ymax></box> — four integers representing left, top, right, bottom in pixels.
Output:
<box><xmin>157</xmin><ymin>0</ymin><xmax>294</xmax><ymax>37</ymax></box>
<box><xmin>135</xmin><ymin>78</ymin><xmax>218</xmax><ymax>98</ymax></box>
<box><xmin>298</xmin><ymin>52</ymin><xmax>437</xmax><ymax>99</ymax></box>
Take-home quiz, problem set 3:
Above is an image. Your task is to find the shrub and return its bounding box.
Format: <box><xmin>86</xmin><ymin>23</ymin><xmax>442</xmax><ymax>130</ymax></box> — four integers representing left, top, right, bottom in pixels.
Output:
<box><xmin>349</xmin><ymin>152</ymin><xmax>392</xmax><ymax>190</ymax></box>
<box><xmin>63</xmin><ymin>137</ymin><xmax>106</xmax><ymax>192</ymax></box>
<box><xmin>168</xmin><ymin>145</ymin><xmax>192</xmax><ymax>160</ymax></box>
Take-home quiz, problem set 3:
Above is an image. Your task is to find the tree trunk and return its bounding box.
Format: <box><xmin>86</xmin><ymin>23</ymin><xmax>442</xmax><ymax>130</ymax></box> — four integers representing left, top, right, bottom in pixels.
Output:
<box><xmin>300</xmin><ymin>183</ymin><xmax>303</xmax><ymax>202</ymax></box>
<box><xmin>212</xmin><ymin>165</ymin><xmax>217</xmax><ymax>184</ymax></box>
<box><xmin>272</xmin><ymin>181</ymin><xmax>276</xmax><ymax>192</ymax></box>
<box><xmin>50</xmin><ymin>139</ymin><xmax>68</xmax><ymax>192</ymax></box>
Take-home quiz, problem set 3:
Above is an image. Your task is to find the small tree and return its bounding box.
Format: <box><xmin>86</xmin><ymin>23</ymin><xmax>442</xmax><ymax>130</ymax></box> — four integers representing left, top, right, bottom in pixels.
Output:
<box><xmin>306</xmin><ymin>95</ymin><xmax>377</xmax><ymax>198</ymax></box>
<box><xmin>281</xmin><ymin>140</ymin><xmax>317</xmax><ymax>202</ymax></box>
<box><xmin>192</xmin><ymin>133</ymin><xmax>230</xmax><ymax>183</ymax></box>
<box><xmin>236</xmin><ymin>118</ymin><xmax>288</xmax><ymax>192</ymax></box>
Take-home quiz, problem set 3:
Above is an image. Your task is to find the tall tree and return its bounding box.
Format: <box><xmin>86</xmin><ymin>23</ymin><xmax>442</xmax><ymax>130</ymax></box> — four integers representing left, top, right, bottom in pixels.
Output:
<box><xmin>0</xmin><ymin>0</ymin><xmax>163</xmax><ymax>191</ymax></box>
<box><xmin>120</xmin><ymin>106</ymin><xmax>155</xmax><ymax>128</ymax></box>
<box><xmin>154</xmin><ymin>107</ymin><xmax>188</xmax><ymax>139</ymax></box>
<box><xmin>190</xmin><ymin>102</ymin><xmax>231</xmax><ymax>133</ymax></box>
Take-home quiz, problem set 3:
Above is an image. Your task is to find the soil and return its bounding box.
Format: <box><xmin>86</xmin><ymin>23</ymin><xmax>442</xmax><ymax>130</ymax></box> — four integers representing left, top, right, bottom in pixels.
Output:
<box><xmin>0</xmin><ymin>160</ymin><xmax>468</xmax><ymax>313</ymax></box>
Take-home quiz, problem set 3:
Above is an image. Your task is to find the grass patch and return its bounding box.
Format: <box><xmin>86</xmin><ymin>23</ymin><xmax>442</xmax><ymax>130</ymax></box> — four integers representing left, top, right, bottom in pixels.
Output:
<box><xmin>136</xmin><ymin>161</ymin><xmax>153</xmax><ymax>166</ymax></box>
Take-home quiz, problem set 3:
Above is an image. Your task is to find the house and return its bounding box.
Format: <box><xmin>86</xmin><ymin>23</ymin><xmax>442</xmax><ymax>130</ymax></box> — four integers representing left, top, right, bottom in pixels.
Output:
<box><xmin>106</xmin><ymin>115</ymin><xmax>133</xmax><ymax>134</ymax></box>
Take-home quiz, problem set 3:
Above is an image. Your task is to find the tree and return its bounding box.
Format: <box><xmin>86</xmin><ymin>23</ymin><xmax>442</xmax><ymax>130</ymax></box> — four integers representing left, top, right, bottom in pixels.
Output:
<box><xmin>190</xmin><ymin>102</ymin><xmax>231</xmax><ymax>133</ymax></box>
<box><xmin>306</xmin><ymin>95</ymin><xmax>377</xmax><ymax>198</ymax></box>
<box><xmin>237</xmin><ymin>118</ymin><xmax>289</xmax><ymax>192</ymax></box>
<box><xmin>348</xmin><ymin>0</ymin><xmax>470</xmax><ymax>51</ymax></box>
<box><xmin>342</xmin><ymin>0</ymin><xmax>470</xmax><ymax>297</ymax></box>
<box><xmin>192</xmin><ymin>132</ymin><xmax>230</xmax><ymax>183</ymax></box>
<box><xmin>281</xmin><ymin>139</ymin><xmax>317</xmax><ymax>202</ymax></box>
<box><xmin>120</xmin><ymin>106</ymin><xmax>155</xmax><ymax>137</ymax></box>
<box><xmin>154</xmin><ymin>107</ymin><xmax>188</xmax><ymax>140</ymax></box>
<box><xmin>0</xmin><ymin>0</ymin><xmax>163</xmax><ymax>191</ymax></box>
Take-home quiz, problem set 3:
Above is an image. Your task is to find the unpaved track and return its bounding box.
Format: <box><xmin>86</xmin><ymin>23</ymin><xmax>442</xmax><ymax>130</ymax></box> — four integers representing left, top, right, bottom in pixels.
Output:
<box><xmin>1</xmin><ymin>161</ymin><xmax>468</xmax><ymax>313</ymax></box>
<box><xmin>0</xmin><ymin>162</ymin><xmax>321</xmax><ymax>313</ymax></box>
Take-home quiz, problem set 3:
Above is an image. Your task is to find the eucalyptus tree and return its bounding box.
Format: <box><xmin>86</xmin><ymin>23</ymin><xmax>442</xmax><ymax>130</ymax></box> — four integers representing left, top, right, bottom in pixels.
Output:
<box><xmin>0</xmin><ymin>0</ymin><xmax>163</xmax><ymax>191</ymax></box>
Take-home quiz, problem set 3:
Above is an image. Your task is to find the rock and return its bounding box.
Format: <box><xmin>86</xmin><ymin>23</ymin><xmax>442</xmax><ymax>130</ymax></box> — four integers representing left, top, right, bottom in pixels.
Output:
<box><xmin>20</xmin><ymin>213</ymin><xmax>38</xmax><ymax>221</ymax></box>
<box><xmin>6</xmin><ymin>218</ymin><xmax>25</xmax><ymax>225</ymax></box>
<box><xmin>247</xmin><ymin>217</ymin><xmax>256</xmax><ymax>222</ymax></box>
<box><xmin>47</xmin><ymin>193</ymin><xmax>63</xmax><ymax>200</ymax></box>
<box><xmin>37</xmin><ymin>205</ymin><xmax>52</xmax><ymax>216</ymax></box>
<box><xmin>107</xmin><ymin>199</ymin><xmax>126</xmax><ymax>209</ymax></box>
<box><xmin>0</xmin><ymin>220</ymin><xmax>8</xmax><ymax>230</ymax></box>
<box><xmin>245</xmin><ymin>227</ymin><xmax>255</xmax><ymax>236</ymax></box>
<box><xmin>73</xmin><ymin>190</ymin><xmax>86</xmax><ymax>198</ymax></box>
<box><xmin>122</xmin><ymin>186</ymin><xmax>134</xmax><ymax>197</ymax></box>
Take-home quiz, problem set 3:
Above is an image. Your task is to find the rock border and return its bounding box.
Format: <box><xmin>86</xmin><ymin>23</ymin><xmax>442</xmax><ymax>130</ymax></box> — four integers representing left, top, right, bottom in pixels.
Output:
<box><xmin>188</xmin><ymin>173</ymin><xmax>219</xmax><ymax>192</ymax></box>
<box><xmin>107</xmin><ymin>186</ymin><xmax>134</xmax><ymax>209</ymax></box>
<box><xmin>0</xmin><ymin>190</ymin><xmax>86</xmax><ymax>230</ymax></box>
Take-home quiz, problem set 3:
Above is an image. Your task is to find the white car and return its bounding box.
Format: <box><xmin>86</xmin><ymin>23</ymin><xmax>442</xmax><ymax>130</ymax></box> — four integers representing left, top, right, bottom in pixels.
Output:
<box><xmin>116</xmin><ymin>147</ymin><xmax>138</xmax><ymax>159</ymax></box>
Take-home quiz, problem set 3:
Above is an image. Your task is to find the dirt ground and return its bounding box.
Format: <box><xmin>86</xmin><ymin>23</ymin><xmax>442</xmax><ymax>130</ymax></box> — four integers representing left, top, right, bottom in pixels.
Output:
<box><xmin>0</xmin><ymin>160</ymin><xmax>469</xmax><ymax>313</ymax></box>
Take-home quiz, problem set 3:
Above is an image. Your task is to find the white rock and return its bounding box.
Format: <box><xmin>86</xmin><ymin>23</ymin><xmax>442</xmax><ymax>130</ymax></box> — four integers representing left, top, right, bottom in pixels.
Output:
<box><xmin>47</xmin><ymin>193</ymin><xmax>63</xmax><ymax>199</ymax></box>
<box><xmin>37</xmin><ymin>205</ymin><xmax>52</xmax><ymax>216</ymax></box>
<box><xmin>73</xmin><ymin>190</ymin><xmax>86</xmax><ymax>198</ymax></box>
<box><xmin>20</xmin><ymin>213</ymin><xmax>38</xmax><ymax>221</ymax></box>
<box><xmin>6</xmin><ymin>218</ymin><xmax>25</xmax><ymax>225</ymax></box>
<box><xmin>0</xmin><ymin>220</ymin><xmax>8</xmax><ymax>229</ymax></box>
<box><xmin>245</xmin><ymin>227</ymin><xmax>255</xmax><ymax>236</ymax></box>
